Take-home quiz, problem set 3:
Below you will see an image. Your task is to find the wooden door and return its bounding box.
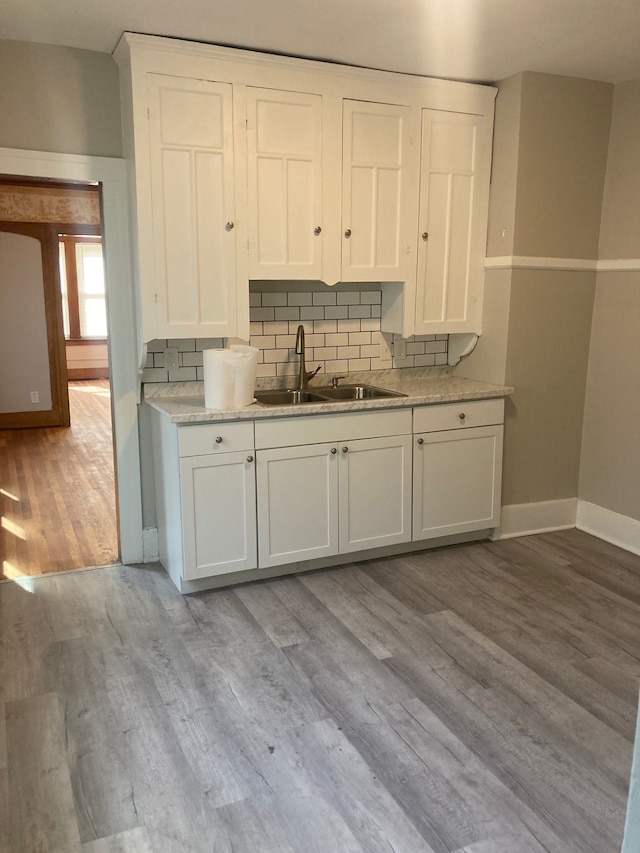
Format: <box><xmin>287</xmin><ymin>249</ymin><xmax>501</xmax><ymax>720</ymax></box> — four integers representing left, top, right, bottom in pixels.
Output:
<box><xmin>147</xmin><ymin>74</ymin><xmax>242</xmax><ymax>339</ymax></box>
<box><xmin>246</xmin><ymin>87</ymin><xmax>323</xmax><ymax>279</ymax></box>
<box><xmin>0</xmin><ymin>223</ymin><xmax>69</xmax><ymax>428</ymax></box>
<box><xmin>180</xmin><ymin>451</ymin><xmax>257</xmax><ymax>580</ymax></box>
<box><xmin>415</xmin><ymin>110</ymin><xmax>489</xmax><ymax>334</ymax></box>
<box><xmin>413</xmin><ymin>425</ymin><xmax>503</xmax><ymax>540</ymax></box>
<box><xmin>256</xmin><ymin>443</ymin><xmax>338</xmax><ymax>568</ymax></box>
<box><xmin>338</xmin><ymin>434</ymin><xmax>412</xmax><ymax>553</ymax></box>
<box><xmin>341</xmin><ymin>100</ymin><xmax>419</xmax><ymax>282</ymax></box>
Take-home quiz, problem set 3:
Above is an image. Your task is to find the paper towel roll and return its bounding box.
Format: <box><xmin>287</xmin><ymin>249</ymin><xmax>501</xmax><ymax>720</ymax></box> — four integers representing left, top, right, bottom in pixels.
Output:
<box><xmin>230</xmin><ymin>344</ymin><xmax>259</xmax><ymax>407</ymax></box>
<box><xmin>203</xmin><ymin>349</ymin><xmax>236</xmax><ymax>410</ymax></box>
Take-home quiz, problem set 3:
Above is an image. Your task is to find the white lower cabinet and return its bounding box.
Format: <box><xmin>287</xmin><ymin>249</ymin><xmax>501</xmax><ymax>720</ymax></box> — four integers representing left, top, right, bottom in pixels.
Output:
<box><xmin>151</xmin><ymin>400</ymin><xmax>505</xmax><ymax>591</ymax></box>
<box><xmin>255</xmin><ymin>410</ymin><xmax>413</xmax><ymax>569</ymax></box>
<box><xmin>412</xmin><ymin>400</ymin><xmax>504</xmax><ymax>541</ymax></box>
<box><xmin>150</xmin><ymin>412</ymin><xmax>258</xmax><ymax>585</ymax></box>
<box><xmin>256</xmin><ymin>442</ymin><xmax>339</xmax><ymax>568</ymax></box>
<box><xmin>338</xmin><ymin>436</ymin><xmax>412</xmax><ymax>554</ymax></box>
<box><xmin>180</xmin><ymin>450</ymin><xmax>257</xmax><ymax>580</ymax></box>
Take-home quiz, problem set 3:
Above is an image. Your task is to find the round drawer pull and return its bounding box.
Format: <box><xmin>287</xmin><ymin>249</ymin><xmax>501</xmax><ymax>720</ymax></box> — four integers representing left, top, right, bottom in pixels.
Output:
<box><xmin>246</xmin><ymin>455</ymin><xmax>254</xmax><ymax>463</ymax></box>
<box><xmin>330</xmin><ymin>447</ymin><xmax>337</xmax><ymax>455</ymax></box>
<box><xmin>458</xmin><ymin>413</ymin><xmax>466</xmax><ymax>421</ymax></box>
<box><xmin>342</xmin><ymin>446</ymin><xmax>349</xmax><ymax>453</ymax></box>
<box><xmin>314</xmin><ymin>226</ymin><xmax>322</xmax><ymax>236</ymax></box>
<box><xmin>344</xmin><ymin>229</ymin><xmax>352</xmax><ymax>239</ymax></box>
<box><xmin>225</xmin><ymin>221</ymin><xmax>234</xmax><ymax>231</ymax></box>
<box><xmin>417</xmin><ymin>437</ymin><xmax>424</xmax><ymax>445</ymax></box>
<box><xmin>421</xmin><ymin>231</ymin><xmax>429</xmax><ymax>241</ymax></box>
<box><xmin>215</xmin><ymin>436</ymin><xmax>223</xmax><ymax>443</ymax></box>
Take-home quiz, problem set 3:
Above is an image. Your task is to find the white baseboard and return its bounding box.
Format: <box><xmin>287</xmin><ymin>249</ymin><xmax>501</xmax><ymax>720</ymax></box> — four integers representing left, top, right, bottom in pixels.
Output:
<box><xmin>577</xmin><ymin>501</ymin><xmax>640</xmax><ymax>556</ymax></box>
<box><xmin>143</xmin><ymin>527</ymin><xmax>159</xmax><ymax>562</ymax></box>
<box><xmin>493</xmin><ymin>498</ymin><xmax>578</xmax><ymax>540</ymax></box>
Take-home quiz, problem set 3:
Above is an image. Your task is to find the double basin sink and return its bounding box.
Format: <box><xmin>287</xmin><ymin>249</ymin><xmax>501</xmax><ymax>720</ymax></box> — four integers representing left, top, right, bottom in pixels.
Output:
<box><xmin>255</xmin><ymin>384</ymin><xmax>406</xmax><ymax>406</ymax></box>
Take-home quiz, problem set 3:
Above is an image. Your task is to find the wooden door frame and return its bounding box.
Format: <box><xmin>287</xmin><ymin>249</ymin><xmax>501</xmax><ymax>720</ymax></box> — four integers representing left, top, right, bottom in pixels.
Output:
<box><xmin>0</xmin><ymin>221</ymin><xmax>70</xmax><ymax>428</ymax></box>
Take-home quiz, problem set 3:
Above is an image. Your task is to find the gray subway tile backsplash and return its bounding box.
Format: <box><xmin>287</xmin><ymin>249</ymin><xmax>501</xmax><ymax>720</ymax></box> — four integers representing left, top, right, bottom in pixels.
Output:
<box><xmin>141</xmin><ymin>286</ymin><xmax>448</xmax><ymax>384</ymax></box>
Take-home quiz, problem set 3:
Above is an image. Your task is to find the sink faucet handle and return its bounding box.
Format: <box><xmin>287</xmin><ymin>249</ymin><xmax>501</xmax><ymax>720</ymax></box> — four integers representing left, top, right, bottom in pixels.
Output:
<box><xmin>331</xmin><ymin>375</ymin><xmax>346</xmax><ymax>388</ymax></box>
<box><xmin>308</xmin><ymin>365</ymin><xmax>321</xmax><ymax>381</ymax></box>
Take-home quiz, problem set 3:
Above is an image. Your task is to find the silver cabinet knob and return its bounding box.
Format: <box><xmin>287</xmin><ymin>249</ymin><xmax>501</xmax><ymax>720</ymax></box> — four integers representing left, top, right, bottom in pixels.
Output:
<box><xmin>225</xmin><ymin>222</ymin><xmax>234</xmax><ymax>231</ymax></box>
<box><xmin>421</xmin><ymin>232</ymin><xmax>429</xmax><ymax>241</ymax></box>
<box><xmin>330</xmin><ymin>447</ymin><xmax>337</xmax><ymax>455</ymax></box>
<box><xmin>344</xmin><ymin>229</ymin><xmax>352</xmax><ymax>239</ymax></box>
<box><xmin>215</xmin><ymin>436</ymin><xmax>223</xmax><ymax>443</ymax></box>
<box><xmin>314</xmin><ymin>226</ymin><xmax>322</xmax><ymax>236</ymax></box>
<box><xmin>246</xmin><ymin>455</ymin><xmax>253</xmax><ymax>463</ymax></box>
<box><xmin>342</xmin><ymin>446</ymin><xmax>348</xmax><ymax>453</ymax></box>
<box><xmin>417</xmin><ymin>437</ymin><xmax>424</xmax><ymax>445</ymax></box>
<box><xmin>458</xmin><ymin>413</ymin><xmax>466</xmax><ymax>421</ymax></box>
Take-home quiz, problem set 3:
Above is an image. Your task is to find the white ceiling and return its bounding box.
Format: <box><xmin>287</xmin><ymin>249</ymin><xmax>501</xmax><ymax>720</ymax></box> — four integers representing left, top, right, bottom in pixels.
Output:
<box><xmin>3</xmin><ymin>0</ymin><xmax>640</xmax><ymax>85</ymax></box>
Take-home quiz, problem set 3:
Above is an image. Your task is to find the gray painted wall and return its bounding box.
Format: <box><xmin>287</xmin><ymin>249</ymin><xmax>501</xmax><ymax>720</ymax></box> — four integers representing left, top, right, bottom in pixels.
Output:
<box><xmin>459</xmin><ymin>71</ymin><xmax>612</xmax><ymax>507</ymax></box>
<box><xmin>579</xmin><ymin>78</ymin><xmax>640</xmax><ymax>523</ymax></box>
<box><xmin>0</xmin><ymin>40</ymin><xmax>121</xmax><ymax>158</ymax></box>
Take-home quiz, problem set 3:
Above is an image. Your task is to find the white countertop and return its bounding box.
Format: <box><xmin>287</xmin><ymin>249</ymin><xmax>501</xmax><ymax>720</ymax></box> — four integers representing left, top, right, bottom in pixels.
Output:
<box><xmin>144</xmin><ymin>368</ymin><xmax>514</xmax><ymax>424</ymax></box>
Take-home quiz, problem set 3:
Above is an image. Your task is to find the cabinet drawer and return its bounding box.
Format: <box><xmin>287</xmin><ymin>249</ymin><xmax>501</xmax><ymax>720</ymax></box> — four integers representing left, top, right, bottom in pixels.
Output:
<box><xmin>413</xmin><ymin>398</ymin><xmax>504</xmax><ymax>433</ymax></box>
<box><xmin>178</xmin><ymin>422</ymin><xmax>254</xmax><ymax>457</ymax></box>
<box><xmin>255</xmin><ymin>409</ymin><xmax>412</xmax><ymax>450</ymax></box>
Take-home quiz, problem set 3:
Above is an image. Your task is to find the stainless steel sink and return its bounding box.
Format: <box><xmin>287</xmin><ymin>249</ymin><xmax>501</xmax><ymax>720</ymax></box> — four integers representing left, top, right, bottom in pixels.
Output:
<box><xmin>255</xmin><ymin>384</ymin><xmax>406</xmax><ymax>405</ymax></box>
<box><xmin>254</xmin><ymin>389</ymin><xmax>329</xmax><ymax>406</ymax></box>
<box><xmin>313</xmin><ymin>384</ymin><xmax>407</xmax><ymax>401</ymax></box>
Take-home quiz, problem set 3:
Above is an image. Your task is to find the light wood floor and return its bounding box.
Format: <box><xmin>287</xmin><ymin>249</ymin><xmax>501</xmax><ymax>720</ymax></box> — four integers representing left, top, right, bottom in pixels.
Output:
<box><xmin>0</xmin><ymin>380</ymin><xmax>118</xmax><ymax>579</ymax></box>
<box><xmin>1</xmin><ymin>528</ymin><xmax>638</xmax><ymax>852</ymax></box>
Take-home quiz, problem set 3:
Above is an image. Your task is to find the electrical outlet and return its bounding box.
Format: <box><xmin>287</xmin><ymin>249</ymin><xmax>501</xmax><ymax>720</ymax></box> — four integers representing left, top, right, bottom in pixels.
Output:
<box><xmin>393</xmin><ymin>338</ymin><xmax>406</xmax><ymax>358</ymax></box>
<box><xmin>30</xmin><ymin>391</ymin><xmax>39</xmax><ymax>404</ymax></box>
<box><xmin>163</xmin><ymin>347</ymin><xmax>179</xmax><ymax>370</ymax></box>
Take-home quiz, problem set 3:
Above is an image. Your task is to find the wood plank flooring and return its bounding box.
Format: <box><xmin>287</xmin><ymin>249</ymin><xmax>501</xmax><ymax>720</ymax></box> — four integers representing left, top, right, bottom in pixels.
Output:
<box><xmin>0</xmin><ymin>380</ymin><xmax>118</xmax><ymax>578</ymax></box>
<box><xmin>1</xmin><ymin>529</ymin><xmax>639</xmax><ymax>852</ymax></box>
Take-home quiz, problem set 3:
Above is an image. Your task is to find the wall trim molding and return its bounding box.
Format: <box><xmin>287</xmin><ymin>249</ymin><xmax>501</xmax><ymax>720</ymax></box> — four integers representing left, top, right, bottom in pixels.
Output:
<box><xmin>485</xmin><ymin>255</ymin><xmax>640</xmax><ymax>273</ymax></box>
<box><xmin>596</xmin><ymin>258</ymin><xmax>640</xmax><ymax>272</ymax></box>
<box><xmin>494</xmin><ymin>497</ymin><xmax>640</xmax><ymax>556</ymax></box>
<box><xmin>576</xmin><ymin>500</ymin><xmax>640</xmax><ymax>556</ymax></box>
<box><xmin>493</xmin><ymin>498</ymin><xmax>578</xmax><ymax>539</ymax></box>
<box><xmin>485</xmin><ymin>255</ymin><xmax>597</xmax><ymax>272</ymax></box>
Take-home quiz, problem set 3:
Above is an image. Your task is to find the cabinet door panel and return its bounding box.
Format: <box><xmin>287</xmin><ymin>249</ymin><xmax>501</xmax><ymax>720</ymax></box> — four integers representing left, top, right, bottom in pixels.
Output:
<box><xmin>181</xmin><ymin>452</ymin><xmax>257</xmax><ymax>580</ymax></box>
<box><xmin>339</xmin><ymin>435</ymin><xmax>412</xmax><ymax>553</ymax></box>
<box><xmin>257</xmin><ymin>444</ymin><xmax>338</xmax><ymax>567</ymax></box>
<box><xmin>247</xmin><ymin>88</ymin><xmax>322</xmax><ymax>278</ymax></box>
<box><xmin>413</xmin><ymin>425</ymin><xmax>503</xmax><ymax>540</ymax></box>
<box><xmin>342</xmin><ymin>101</ymin><xmax>418</xmax><ymax>281</ymax></box>
<box><xmin>148</xmin><ymin>74</ymin><xmax>238</xmax><ymax>338</ymax></box>
<box><xmin>415</xmin><ymin>110</ymin><xmax>488</xmax><ymax>334</ymax></box>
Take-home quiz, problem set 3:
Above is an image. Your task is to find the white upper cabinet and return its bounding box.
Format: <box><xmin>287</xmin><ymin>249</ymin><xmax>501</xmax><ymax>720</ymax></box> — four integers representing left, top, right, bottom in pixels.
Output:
<box><xmin>341</xmin><ymin>100</ymin><xmax>420</xmax><ymax>283</ymax></box>
<box><xmin>116</xmin><ymin>34</ymin><xmax>495</xmax><ymax>343</ymax></box>
<box><xmin>246</xmin><ymin>87</ymin><xmax>324</xmax><ymax>280</ymax></box>
<box><xmin>147</xmin><ymin>74</ymin><xmax>244</xmax><ymax>340</ymax></box>
<box><xmin>414</xmin><ymin>109</ymin><xmax>492</xmax><ymax>335</ymax></box>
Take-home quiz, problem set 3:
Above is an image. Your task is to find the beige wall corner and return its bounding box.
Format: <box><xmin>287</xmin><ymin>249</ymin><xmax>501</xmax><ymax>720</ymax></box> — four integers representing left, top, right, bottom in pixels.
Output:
<box><xmin>579</xmin><ymin>77</ymin><xmax>640</xmax><ymax>525</ymax></box>
<box><xmin>598</xmin><ymin>78</ymin><xmax>640</xmax><ymax>259</ymax></box>
<box><xmin>578</xmin><ymin>273</ymin><xmax>640</xmax><ymax>520</ymax></box>
<box><xmin>486</xmin><ymin>73</ymin><xmax>523</xmax><ymax>258</ymax></box>
<box><xmin>453</xmin><ymin>268</ymin><xmax>511</xmax><ymax>384</ymax></box>
<box><xmin>514</xmin><ymin>72</ymin><xmax>612</xmax><ymax>259</ymax></box>
<box><xmin>501</xmin><ymin>269</ymin><xmax>595</xmax><ymax>506</ymax></box>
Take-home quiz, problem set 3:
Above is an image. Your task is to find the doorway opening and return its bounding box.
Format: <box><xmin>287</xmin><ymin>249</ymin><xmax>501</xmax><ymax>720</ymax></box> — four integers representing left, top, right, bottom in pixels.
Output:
<box><xmin>0</xmin><ymin>177</ymin><xmax>119</xmax><ymax>578</ymax></box>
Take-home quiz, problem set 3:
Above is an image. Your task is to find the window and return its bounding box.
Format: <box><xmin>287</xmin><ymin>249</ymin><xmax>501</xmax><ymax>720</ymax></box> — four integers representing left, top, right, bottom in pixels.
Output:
<box><xmin>58</xmin><ymin>235</ymin><xmax>107</xmax><ymax>339</ymax></box>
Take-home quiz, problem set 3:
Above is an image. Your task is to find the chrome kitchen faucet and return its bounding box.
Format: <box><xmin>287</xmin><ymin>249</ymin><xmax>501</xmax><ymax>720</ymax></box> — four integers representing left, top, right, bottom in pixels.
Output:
<box><xmin>295</xmin><ymin>324</ymin><xmax>321</xmax><ymax>389</ymax></box>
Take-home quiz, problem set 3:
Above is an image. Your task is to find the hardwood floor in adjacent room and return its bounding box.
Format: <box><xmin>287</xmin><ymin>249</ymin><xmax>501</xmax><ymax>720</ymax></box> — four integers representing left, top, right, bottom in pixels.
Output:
<box><xmin>1</xmin><ymin>529</ymin><xmax>638</xmax><ymax>852</ymax></box>
<box><xmin>0</xmin><ymin>380</ymin><xmax>118</xmax><ymax>578</ymax></box>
